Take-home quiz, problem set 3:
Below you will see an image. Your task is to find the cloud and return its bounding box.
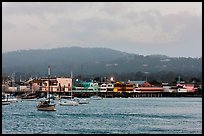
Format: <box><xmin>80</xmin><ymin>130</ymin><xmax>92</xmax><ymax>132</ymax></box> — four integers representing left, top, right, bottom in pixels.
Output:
<box><xmin>2</xmin><ymin>2</ymin><xmax>202</xmax><ymax>57</ymax></box>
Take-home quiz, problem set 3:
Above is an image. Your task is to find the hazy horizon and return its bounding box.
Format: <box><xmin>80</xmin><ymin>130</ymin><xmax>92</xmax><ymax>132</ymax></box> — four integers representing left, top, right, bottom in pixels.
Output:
<box><xmin>2</xmin><ymin>2</ymin><xmax>202</xmax><ymax>58</ymax></box>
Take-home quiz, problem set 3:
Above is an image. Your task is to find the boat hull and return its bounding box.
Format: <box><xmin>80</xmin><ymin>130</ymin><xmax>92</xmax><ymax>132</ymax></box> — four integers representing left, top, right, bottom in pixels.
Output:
<box><xmin>73</xmin><ymin>98</ymin><xmax>89</xmax><ymax>104</ymax></box>
<box><xmin>37</xmin><ymin>105</ymin><xmax>56</xmax><ymax>111</ymax></box>
<box><xmin>2</xmin><ymin>101</ymin><xmax>11</xmax><ymax>105</ymax></box>
<box><xmin>37</xmin><ymin>100</ymin><xmax>56</xmax><ymax>111</ymax></box>
<box><xmin>90</xmin><ymin>96</ymin><xmax>102</xmax><ymax>100</ymax></box>
<box><xmin>79</xmin><ymin>101</ymin><xmax>89</xmax><ymax>104</ymax></box>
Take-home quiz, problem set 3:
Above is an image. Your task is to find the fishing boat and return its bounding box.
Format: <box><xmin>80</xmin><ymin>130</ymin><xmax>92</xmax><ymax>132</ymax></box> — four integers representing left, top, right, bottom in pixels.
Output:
<box><xmin>37</xmin><ymin>65</ymin><xmax>56</xmax><ymax>111</ymax></box>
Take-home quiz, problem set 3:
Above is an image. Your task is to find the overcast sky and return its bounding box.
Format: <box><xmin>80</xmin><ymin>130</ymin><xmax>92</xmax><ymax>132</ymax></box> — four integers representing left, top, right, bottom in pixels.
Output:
<box><xmin>2</xmin><ymin>2</ymin><xmax>202</xmax><ymax>57</ymax></box>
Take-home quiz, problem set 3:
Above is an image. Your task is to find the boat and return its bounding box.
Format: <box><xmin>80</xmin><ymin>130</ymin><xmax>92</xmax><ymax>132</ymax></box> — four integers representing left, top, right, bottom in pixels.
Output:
<box><xmin>2</xmin><ymin>93</ymin><xmax>18</xmax><ymax>103</ymax></box>
<box><xmin>90</xmin><ymin>95</ymin><xmax>102</xmax><ymax>100</ymax></box>
<box><xmin>8</xmin><ymin>97</ymin><xmax>18</xmax><ymax>103</ymax></box>
<box><xmin>59</xmin><ymin>73</ymin><xmax>80</xmax><ymax>106</ymax></box>
<box><xmin>37</xmin><ymin>65</ymin><xmax>56</xmax><ymax>111</ymax></box>
<box><xmin>21</xmin><ymin>94</ymin><xmax>37</xmax><ymax>100</ymax></box>
<box><xmin>2</xmin><ymin>95</ymin><xmax>11</xmax><ymax>105</ymax></box>
<box><xmin>78</xmin><ymin>99</ymin><xmax>89</xmax><ymax>104</ymax></box>
<box><xmin>2</xmin><ymin>100</ymin><xmax>11</xmax><ymax>105</ymax></box>
<box><xmin>37</xmin><ymin>100</ymin><xmax>56</xmax><ymax>111</ymax></box>
<box><xmin>59</xmin><ymin>98</ymin><xmax>79</xmax><ymax>106</ymax></box>
<box><xmin>73</xmin><ymin>97</ymin><xmax>89</xmax><ymax>104</ymax></box>
<box><xmin>2</xmin><ymin>93</ymin><xmax>14</xmax><ymax>105</ymax></box>
<box><xmin>90</xmin><ymin>86</ymin><xmax>102</xmax><ymax>100</ymax></box>
<box><xmin>59</xmin><ymin>91</ymin><xmax>79</xmax><ymax>106</ymax></box>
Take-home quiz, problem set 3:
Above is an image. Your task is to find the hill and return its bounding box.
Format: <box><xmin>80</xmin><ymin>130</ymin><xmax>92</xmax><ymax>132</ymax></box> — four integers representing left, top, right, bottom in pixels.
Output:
<box><xmin>2</xmin><ymin>47</ymin><xmax>202</xmax><ymax>80</ymax></box>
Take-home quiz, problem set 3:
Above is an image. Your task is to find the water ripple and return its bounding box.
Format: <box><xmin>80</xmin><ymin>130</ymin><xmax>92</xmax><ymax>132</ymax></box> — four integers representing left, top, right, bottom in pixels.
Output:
<box><xmin>2</xmin><ymin>97</ymin><xmax>202</xmax><ymax>134</ymax></box>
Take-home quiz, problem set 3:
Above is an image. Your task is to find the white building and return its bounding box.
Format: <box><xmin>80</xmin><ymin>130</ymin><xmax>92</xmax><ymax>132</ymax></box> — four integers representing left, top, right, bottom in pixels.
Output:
<box><xmin>41</xmin><ymin>77</ymin><xmax>72</xmax><ymax>93</ymax></box>
<box><xmin>99</xmin><ymin>83</ymin><xmax>107</xmax><ymax>92</ymax></box>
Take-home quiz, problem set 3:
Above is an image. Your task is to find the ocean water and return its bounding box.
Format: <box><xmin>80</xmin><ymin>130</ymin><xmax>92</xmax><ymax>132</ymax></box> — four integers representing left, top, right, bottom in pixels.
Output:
<box><xmin>2</xmin><ymin>97</ymin><xmax>202</xmax><ymax>134</ymax></box>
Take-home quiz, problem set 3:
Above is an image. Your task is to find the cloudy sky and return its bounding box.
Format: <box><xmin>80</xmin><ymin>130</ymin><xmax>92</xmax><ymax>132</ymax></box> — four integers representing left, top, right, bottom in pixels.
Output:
<box><xmin>2</xmin><ymin>2</ymin><xmax>202</xmax><ymax>57</ymax></box>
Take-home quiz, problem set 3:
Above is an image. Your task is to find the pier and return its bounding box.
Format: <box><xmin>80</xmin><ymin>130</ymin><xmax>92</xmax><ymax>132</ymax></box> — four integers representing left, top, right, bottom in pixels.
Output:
<box><xmin>71</xmin><ymin>92</ymin><xmax>201</xmax><ymax>98</ymax></box>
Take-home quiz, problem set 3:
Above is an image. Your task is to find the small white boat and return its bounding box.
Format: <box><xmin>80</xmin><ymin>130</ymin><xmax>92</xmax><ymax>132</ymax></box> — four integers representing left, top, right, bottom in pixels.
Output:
<box><xmin>2</xmin><ymin>100</ymin><xmax>11</xmax><ymax>105</ymax></box>
<box><xmin>8</xmin><ymin>97</ymin><xmax>18</xmax><ymax>103</ymax></box>
<box><xmin>2</xmin><ymin>95</ymin><xmax>11</xmax><ymax>105</ymax></box>
<box><xmin>73</xmin><ymin>97</ymin><xmax>89</xmax><ymax>104</ymax></box>
<box><xmin>90</xmin><ymin>95</ymin><xmax>102</xmax><ymax>100</ymax></box>
<box><xmin>78</xmin><ymin>98</ymin><xmax>89</xmax><ymax>104</ymax></box>
<box><xmin>2</xmin><ymin>94</ymin><xmax>18</xmax><ymax>103</ymax></box>
<box><xmin>59</xmin><ymin>99</ymin><xmax>79</xmax><ymax>106</ymax></box>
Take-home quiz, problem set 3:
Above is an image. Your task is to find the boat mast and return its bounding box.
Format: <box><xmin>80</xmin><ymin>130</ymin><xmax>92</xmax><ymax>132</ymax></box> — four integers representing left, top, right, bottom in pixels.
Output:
<box><xmin>48</xmin><ymin>65</ymin><xmax>51</xmax><ymax>102</ymax></box>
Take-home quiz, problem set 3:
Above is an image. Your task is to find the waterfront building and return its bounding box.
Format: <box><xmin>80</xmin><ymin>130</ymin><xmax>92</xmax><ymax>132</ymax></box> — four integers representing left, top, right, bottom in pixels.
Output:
<box><xmin>113</xmin><ymin>82</ymin><xmax>123</xmax><ymax>92</ymax></box>
<box><xmin>81</xmin><ymin>81</ymin><xmax>99</xmax><ymax>92</ymax></box>
<box><xmin>107</xmin><ymin>83</ymin><xmax>114</xmax><ymax>92</ymax></box>
<box><xmin>134</xmin><ymin>87</ymin><xmax>163</xmax><ymax>93</ymax></box>
<box><xmin>8</xmin><ymin>87</ymin><xmax>18</xmax><ymax>93</ymax></box>
<box><xmin>128</xmin><ymin>81</ymin><xmax>152</xmax><ymax>87</ymax></box>
<box><xmin>113</xmin><ymin>82</ymin><xmax>134</xmax><ymax>93</ymax></box>
<box><xmin>98</xmin><ymin>83</ymin><xmax>107</xmax><ymax>92</ymax></box>
<box><xmin>72</xmin><ymin>80</ymin><xmax>99</xmax><ymax>93</ymax></box>
<box><xmin>182</xmin><ymin>84</ymin><xmax>195</xmax><ymax>92</ymax></box>
<box><xmin>41</xmin><ymin>77</ymin><xmax>72</xmax><ymax>93</ymax></box>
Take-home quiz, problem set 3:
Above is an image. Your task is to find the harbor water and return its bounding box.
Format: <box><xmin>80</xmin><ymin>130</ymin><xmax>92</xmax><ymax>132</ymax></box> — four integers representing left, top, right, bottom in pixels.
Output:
<box><xmin>2</xmin><ymin>97</ymin><xmax>202</xmax><ymax>134</ymax></box>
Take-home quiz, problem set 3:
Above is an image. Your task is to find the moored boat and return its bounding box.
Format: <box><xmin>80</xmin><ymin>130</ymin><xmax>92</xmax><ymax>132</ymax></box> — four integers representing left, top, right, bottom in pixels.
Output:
<box><xmin>2</xmin><ymin>99</ymin><xmax>11</xmax><ymax>105</ymax></box>
<box><xmin>2</xmin><ymin>93</ymin><xmax>18</xmax><ymax>103</ymax></box>
<box><xmin>37</xmin><ymin>65</ymin><xmax>56</xmax><ymax>111</ymax></box>
<box><xmin>37</xmin><ymin>100</ymin><xmax>56</xmax><ymax>111</ymax></box>
<box><xmin>73</xmin><ymin>97</ymin><xmax>89</xmax><ymax>104</ymax></box>
<box><xmin>59</xmin><ymin>99</ymin><xmax>79</xmax><ymax>106</ymax></box>
<box><xmin>90</xmin><ymin>95</ymin><xmax>102</xmax><ymax>100</ymax></box>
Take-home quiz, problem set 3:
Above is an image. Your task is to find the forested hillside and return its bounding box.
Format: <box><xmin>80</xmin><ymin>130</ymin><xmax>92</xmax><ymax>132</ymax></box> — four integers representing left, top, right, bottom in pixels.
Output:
<box><xmin>2</xmin><ymin>47</ymin><xmax>202</xmax><ymax>82</ymax></box>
